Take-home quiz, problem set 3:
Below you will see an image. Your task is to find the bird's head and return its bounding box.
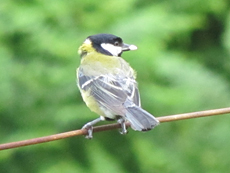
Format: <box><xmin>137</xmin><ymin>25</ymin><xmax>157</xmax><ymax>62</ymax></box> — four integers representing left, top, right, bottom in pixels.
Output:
<box><xmin>78</xmin><ymin>34</ymin><xmax>137</xmax><ymax>58</ymax></box>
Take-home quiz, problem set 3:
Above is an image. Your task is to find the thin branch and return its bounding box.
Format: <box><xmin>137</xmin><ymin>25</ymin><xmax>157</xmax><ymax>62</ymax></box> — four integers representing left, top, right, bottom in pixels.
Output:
<box><xmin>1</xmin><ymin>107</ymin><xmax>230</xmax><ymax>151</ymax></box>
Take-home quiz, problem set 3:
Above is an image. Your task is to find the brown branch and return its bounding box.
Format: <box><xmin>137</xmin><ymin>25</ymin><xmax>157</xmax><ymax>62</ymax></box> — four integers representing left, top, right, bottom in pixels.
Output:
<box><xmin>1</xmin><ymin>107</ymin><xmax>230</xmax><ymax>151</ymax></box>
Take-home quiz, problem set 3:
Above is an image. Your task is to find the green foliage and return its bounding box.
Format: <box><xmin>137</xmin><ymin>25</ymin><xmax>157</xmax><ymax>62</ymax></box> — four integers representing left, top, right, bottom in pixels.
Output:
<box><xmin>1</xmin><ymin>0</ymin><xmax>230</xmax><ymax>172</ymax></box>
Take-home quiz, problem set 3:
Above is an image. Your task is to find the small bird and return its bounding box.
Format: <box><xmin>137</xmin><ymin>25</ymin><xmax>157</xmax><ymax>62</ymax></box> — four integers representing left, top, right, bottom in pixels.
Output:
<box><xmin>77</xmin><ymin>33</ymin><xmax>159</xmax><ymax>138</ymax></box>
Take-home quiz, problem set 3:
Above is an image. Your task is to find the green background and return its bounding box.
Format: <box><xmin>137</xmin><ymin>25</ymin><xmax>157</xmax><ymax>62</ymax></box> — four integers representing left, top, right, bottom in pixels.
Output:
<box><xmin>1</xmin><ymin>0</ymin><xmax>230</xmax><ymax>172</ymax></box>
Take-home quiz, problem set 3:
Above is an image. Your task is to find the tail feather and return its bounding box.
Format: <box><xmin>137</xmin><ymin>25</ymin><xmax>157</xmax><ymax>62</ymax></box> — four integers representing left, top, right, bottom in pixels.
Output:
<box><xmin>124</xmin><ymin>102</ymin><xmax>159</xmax><ymax>131</ymax></box>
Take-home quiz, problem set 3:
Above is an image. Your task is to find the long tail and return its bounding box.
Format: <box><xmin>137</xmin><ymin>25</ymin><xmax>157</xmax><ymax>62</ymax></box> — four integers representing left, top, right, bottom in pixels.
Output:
<box><xmin>124</xmin><ymin>101</ymin><xmax>159</xmax><ymax>131</ymax></box>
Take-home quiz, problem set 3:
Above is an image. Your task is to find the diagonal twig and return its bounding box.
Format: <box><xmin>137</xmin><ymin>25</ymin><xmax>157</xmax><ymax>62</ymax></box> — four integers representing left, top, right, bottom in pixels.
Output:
<box><xmin>0</xmin><ymin>107</ymin><xmax>230</xmax><ymax>151</ymax></box>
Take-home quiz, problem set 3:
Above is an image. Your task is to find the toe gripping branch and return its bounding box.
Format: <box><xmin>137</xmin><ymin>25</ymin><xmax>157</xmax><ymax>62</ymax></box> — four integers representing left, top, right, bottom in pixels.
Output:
<box><xmin>82</xmin><ymin>116</ymin><xmax>128</xmax><ymax>139</ymax></box>
<box><xmin>117</xmin><ymin>118</ymin><xmax>128</xmax><ymax>135</ymax></box>
<box><xmin>81</xmin><ymin>116</ymin><xmax>105</xmax><ymax>139</ymax></box>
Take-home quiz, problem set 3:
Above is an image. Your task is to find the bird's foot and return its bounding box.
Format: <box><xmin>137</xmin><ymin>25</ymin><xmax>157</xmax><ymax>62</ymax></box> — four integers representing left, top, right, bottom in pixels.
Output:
<box><xmin>82</xmin><ymin>122</ymin><xmax>94</xmax><ymax>139</ymax></box>
<box><xmin>82</xmin><ymin>116</ymin><xmax>105</xmax><ymax>139</ymax></box>
<box><xmin>117</xmin><ymin>118</ymin><xmax>128</xmax><ymax>135</ymax></box>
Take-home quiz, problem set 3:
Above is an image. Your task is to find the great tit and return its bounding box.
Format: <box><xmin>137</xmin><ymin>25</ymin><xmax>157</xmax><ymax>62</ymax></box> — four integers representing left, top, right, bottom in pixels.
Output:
<box><xmin>77</xmin><ymin>33</ymin><xmax>159</xmax><ymax>138</ymax></box>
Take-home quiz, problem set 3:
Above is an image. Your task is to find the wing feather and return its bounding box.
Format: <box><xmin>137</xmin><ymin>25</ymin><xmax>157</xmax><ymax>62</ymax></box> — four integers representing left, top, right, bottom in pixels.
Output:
<box><xmin>77</xmin><ymin>68</ymin><xmax>140</xmax><ymax>116</ymax></box>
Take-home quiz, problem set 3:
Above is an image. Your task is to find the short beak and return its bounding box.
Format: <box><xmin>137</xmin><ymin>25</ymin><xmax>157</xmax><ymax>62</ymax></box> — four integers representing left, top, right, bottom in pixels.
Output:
<box><xmin>122</xmin><ymin>43</ymin><xmax>138</xmax><ymax>51</ymax></box>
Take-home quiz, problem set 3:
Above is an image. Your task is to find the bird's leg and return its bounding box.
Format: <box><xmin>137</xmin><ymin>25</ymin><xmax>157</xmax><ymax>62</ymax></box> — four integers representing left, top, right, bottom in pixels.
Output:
<box><xmin>82</xmin><ymin>116</ymin><xmax>105</xmax><ymax>139</ymax></box>
<box><xmin>117</xmin><ymin>118</ymin><xmax>128</xmax><ymax>135</ymax></box>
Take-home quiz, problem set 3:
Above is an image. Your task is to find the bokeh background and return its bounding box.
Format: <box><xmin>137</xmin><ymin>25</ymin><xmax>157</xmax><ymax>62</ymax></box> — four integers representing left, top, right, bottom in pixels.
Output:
<box><xmin>1</xmin><ymin>0</ymin><xmax>230</xmax><ymax>172</ymax></box>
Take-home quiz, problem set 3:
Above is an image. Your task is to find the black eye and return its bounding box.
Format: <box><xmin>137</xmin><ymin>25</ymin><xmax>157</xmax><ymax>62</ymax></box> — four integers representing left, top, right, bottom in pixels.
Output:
<box><xmin>114</xmin><ymin>41</ymin><xmax>119</xmax><ymax>46</ymax></box>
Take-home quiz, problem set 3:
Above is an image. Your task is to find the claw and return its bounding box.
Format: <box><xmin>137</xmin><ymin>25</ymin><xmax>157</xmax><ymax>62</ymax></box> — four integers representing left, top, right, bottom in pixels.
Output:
<box><xmin>82</xmin><ymin>116</ymin><xmax>105</xmax><ymax>139</ymax></box>
<box><xmin>117</xmin><ymin>118</ymin><xmax>128</xmax><ymax>135</ymax></box>
<box><xmin>82</xmin><ymin>123</ymin><xmax>94</xmax><ymax>139</ymax></box>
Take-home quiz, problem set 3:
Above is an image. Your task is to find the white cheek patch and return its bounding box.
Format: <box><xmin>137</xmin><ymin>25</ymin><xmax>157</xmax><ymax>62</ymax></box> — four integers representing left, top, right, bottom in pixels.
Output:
<box><xmin>101</xmin><ymin>43</ymin><xmax>122</xmax><ymax>56</ymax></box>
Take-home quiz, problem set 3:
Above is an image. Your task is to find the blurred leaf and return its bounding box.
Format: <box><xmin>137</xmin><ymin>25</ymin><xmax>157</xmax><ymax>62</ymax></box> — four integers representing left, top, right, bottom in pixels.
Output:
<box><xmin>1</xmin><ymin>0</ymin><xmax>230</xmax><ymax>172</ymax></box>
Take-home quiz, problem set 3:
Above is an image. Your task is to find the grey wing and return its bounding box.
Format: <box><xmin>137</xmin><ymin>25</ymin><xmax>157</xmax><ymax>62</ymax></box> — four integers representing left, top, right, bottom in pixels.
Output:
<box><xmin>77</xmin><ymin>68</ymin><xmax>140</xmax><ymax>115</ymax></box>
